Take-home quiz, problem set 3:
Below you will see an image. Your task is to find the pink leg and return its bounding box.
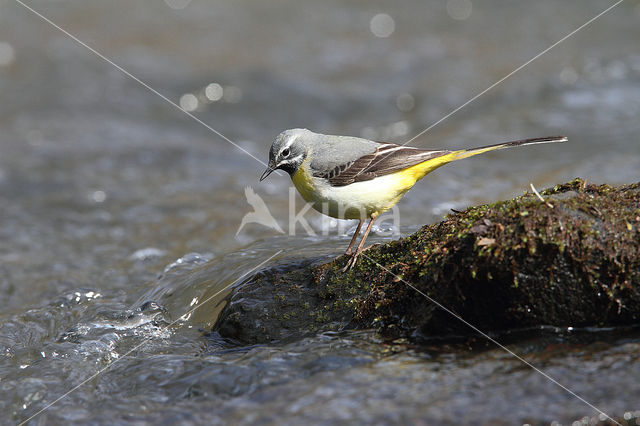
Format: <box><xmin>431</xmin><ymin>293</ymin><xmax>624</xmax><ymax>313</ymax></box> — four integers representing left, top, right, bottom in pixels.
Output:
<box><xmin>342</xmin><ymin>215</ymin><xmax>377</xmax><ymax>272</ymax></box>
<box><xmin>344</xmin><ymin>220</ymin><xmax>363</xmax><ymax>256</ymax></box>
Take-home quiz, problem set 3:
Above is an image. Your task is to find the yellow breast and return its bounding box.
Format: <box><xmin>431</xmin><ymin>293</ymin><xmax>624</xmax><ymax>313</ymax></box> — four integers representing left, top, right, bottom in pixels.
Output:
<box><xmin>291</xmin><ymin>160</ymin><xmax>317</xmax><ymax>204</ymax></box>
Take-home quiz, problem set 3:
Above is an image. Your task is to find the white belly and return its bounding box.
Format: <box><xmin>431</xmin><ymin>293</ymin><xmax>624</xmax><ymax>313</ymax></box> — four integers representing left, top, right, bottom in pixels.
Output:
<box><xmin>306</xmin><ymin>174</ymin><xmax>411</xmax><ymax>219</ymax></box>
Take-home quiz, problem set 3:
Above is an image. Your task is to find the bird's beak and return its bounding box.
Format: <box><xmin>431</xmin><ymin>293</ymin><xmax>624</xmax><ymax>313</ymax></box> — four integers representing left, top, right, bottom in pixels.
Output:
<box><xmin>260</xmin><ymin>165</ymin><xmax>275</xmax><ymax>181</ymax></box>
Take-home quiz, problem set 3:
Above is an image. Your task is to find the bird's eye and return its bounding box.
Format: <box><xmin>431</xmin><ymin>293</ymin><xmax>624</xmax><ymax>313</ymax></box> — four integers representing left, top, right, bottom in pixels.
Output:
<box><xmin>282</xmin><ymin>148</ymin><xmax>290</xmax><ymax>157</ymax></box>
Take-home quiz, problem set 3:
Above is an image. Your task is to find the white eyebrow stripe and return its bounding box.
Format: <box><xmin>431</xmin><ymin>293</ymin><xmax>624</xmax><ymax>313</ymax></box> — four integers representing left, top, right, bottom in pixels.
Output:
<box><xmin>279</xmin><ymin>153</ymin><xmax>304</xmax><ymax>165</ymax></box>
<box><xmin>279</xmin><ymin>136</ymin><xmax>297</xmax><ymax>156</ymax></box>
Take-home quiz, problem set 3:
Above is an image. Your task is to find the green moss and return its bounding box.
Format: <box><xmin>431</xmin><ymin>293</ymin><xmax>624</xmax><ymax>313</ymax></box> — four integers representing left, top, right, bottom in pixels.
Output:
<box><xmin>313</xmin><ymin>178</ymin><xmax>640</xmax><ymax>338</ymax></box>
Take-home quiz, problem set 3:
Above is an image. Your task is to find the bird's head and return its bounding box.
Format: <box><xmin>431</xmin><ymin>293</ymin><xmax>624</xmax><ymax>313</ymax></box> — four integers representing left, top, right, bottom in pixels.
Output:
<box><xmin>260</xmin><ymin>128</ymin><xmax>311</xmax><ymax>181</ymax></box>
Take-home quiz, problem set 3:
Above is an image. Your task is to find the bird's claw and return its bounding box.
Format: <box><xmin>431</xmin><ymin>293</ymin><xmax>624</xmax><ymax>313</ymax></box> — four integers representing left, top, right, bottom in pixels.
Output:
<box><xmin>340</xmin><ymin>244</ymin><xmax>376</xmax><ymax>272</ymax></box>
<box><xmin>341</xmin><ymin>253</ymin><xmax>359</xmax><ymax>273</ymax></box>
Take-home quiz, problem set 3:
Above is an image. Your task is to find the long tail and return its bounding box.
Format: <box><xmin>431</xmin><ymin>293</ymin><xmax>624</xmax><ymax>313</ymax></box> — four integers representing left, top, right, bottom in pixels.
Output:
<box><xmin>401</xmin><ymin>135</ymin><xmax>567</xmax><ymax>184</ymax></box>
<box><xmin>451</xmin><ymin>136</ymin><xmax>568</xmax><ymax>161</ymax></box>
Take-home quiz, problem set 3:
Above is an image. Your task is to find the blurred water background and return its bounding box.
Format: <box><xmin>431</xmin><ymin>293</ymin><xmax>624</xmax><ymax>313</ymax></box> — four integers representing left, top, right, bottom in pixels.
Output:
<box><xmin>0</xmin><ymin>0</ymin><xmax>639</xmax><ymax>424</ymax></box>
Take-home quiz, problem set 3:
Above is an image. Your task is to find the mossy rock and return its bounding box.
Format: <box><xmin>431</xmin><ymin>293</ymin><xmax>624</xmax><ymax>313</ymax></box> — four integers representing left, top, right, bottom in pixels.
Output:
<box><xmin>214</xmin><ymin>179</ymin><xmax>640</xmax><ymax>344</ymax></box>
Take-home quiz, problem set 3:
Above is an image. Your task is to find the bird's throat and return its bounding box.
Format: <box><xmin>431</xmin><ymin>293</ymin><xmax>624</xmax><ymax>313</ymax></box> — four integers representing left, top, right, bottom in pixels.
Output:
<box><xmin>291</xmin><ymin>161</ymin><xmax>317</xmax><ymax>204</ymax></box>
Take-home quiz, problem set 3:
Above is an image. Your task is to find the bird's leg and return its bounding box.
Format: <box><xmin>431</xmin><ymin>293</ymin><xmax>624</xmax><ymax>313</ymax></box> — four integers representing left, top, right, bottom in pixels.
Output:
<box><xmin>344</xmin><ymin>220</ymin><xmax>363</xmax><ymax>256</ymax></box>
<box><xmin>342</xmin><ymin>215</ymin><xmax>377</xmax><ymax>272</ymax></box>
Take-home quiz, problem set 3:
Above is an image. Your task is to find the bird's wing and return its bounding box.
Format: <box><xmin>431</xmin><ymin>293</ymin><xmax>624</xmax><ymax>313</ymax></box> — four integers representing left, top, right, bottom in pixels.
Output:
<box><xmin>314</xmin><ymin>143</ymin><xmax>451</xmax><ymax>187</ymax></box>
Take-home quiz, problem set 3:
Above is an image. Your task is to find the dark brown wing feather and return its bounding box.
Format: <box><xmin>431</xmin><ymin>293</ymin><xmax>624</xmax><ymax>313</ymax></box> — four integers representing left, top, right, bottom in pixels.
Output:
<box><xmin>315</xmin><ymin>144</ymin><xmax>451</xmax><ymax>187</ymax></box>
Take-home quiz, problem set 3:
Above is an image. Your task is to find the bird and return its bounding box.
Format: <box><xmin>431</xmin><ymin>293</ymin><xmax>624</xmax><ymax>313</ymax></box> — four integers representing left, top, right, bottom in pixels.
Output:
<box><xmin>260</xmin><ymin>128</ymin><xmax>567</xmax><ymax>271</ymax></box>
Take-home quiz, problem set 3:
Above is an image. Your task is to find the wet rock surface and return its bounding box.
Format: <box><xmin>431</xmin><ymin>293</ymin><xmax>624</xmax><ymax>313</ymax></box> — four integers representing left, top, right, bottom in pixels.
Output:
<box><xmin>215</xmin><ymin>179</ymin><xmax>640</xmax><ymax>344</ymax></box>
<box><xmin>214</xmin><ymin>258</ymin><xmax>369</xmax><ymax>344</ymax></box>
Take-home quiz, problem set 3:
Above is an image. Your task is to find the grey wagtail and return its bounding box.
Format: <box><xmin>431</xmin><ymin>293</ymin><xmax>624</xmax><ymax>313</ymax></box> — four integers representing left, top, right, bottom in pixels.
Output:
<box><xmin>260</xmin><ymin>129</ymin><xmax>567</xmax><ymax>270</ymax></box>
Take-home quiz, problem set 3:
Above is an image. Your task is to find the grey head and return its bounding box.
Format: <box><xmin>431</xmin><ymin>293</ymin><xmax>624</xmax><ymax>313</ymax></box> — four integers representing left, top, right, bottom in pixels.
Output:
<box><xmin>260</xmin><ymin>128</ymin><xmax>313</xmax><ymax>180</ymax></box>
<box><xmin>260</xmin><ymin>128</ymin><xmax>380</xmax><ymax>181</ymax></box>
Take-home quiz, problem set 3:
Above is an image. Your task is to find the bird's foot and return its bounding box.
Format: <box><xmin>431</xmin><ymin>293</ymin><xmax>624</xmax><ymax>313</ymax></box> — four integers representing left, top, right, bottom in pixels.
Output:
<box><xmin>340</xmin><ymin>245</ymin><xmax>374</xmax><ymax>273</ymax></box>
<box><xmin>341</xmin><ymin>252</ymin><xmax>359</xmax><ymax>272</ymax></box>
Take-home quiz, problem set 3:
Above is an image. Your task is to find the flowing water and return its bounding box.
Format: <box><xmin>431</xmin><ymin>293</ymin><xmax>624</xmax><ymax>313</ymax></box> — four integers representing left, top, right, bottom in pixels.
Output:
<box><xmin>1</xmin><ymin>0</ymin><xmax>639</xmax><ymax>424</ymax></box>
